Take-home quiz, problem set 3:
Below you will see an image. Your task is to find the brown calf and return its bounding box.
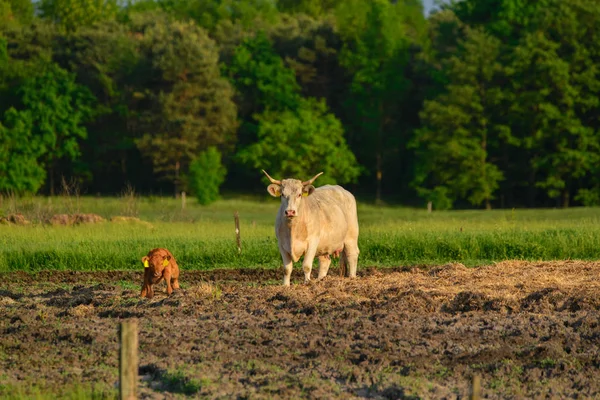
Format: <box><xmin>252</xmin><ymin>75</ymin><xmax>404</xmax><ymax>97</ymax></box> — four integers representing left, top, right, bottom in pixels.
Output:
<box><xmin>140</xmin><ymin>248</ymin><xmax>180</xmax><ymax>299</ymax></box>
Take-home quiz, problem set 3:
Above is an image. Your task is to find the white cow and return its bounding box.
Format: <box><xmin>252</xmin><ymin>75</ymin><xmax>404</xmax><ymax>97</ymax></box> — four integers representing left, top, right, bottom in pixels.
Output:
<box><xmin>263</xmin><ymin>170</ymin><xmax>360</xmax><ymax>286</ymax></box>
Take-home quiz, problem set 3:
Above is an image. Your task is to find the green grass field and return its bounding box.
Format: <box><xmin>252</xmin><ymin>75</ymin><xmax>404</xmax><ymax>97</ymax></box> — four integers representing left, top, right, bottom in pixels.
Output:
<box><xmin>2</xmin><ymin>194</ymin><xmax>600</xmax><ymax>273</ymax></box>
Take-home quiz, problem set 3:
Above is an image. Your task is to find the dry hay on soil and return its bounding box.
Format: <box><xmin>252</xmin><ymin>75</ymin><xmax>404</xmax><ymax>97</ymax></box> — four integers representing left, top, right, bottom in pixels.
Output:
<box><xmin>44</xmin><ymin>213</ymin><xmax>105</xmax><ymax>226</ymax></box>
<box><xmin>2</xmin><ymin>261</ymin><xmax>600</xmax><ymax>399</ymax></box>
<box><xmin>0</xmin><ymin>213</ymin><xmax>30</xmax><ymax>225</ymax></box>
<box><xmin>110</xmin><ymin>215</ymin><xmax>154</xmax><ymax>229</ymax></box>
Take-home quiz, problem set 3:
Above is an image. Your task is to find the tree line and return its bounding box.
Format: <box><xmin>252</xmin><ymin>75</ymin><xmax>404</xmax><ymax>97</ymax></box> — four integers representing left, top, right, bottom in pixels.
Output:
<box><xmin>1</xmin><ymin>0</ymin><xmax>599</xmax><ymax>208</ymax></box>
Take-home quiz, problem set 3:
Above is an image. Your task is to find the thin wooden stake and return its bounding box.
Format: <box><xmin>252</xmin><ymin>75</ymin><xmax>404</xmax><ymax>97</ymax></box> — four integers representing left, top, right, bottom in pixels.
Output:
<box><xmin>234</xmin><ymin>211</ymin><xmax>241</xmax><ymax>254</ymax></box>
<box><xmin>427</xmin><ymin>201</ymin><xmax>432</xmax><ymax>213</ymax></box>
<box><xmin>119</xmin><ymin>320</ymin><xmax>138</xmax><ymax>400</ymax></box>
<box><xmin>181</xmin><ymin>191</ymin><xmax>186</xmax><ymax>210</ymax></box>
<box><xmin>469</xmin><ymin>374</ymin><xmax>481</xmax><ymax>400</ymax></box>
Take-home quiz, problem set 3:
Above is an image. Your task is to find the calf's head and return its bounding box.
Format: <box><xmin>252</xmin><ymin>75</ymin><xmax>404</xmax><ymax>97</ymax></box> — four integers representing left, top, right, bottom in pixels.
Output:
<box><xmin>263</xmin><ymin>170</ymin><xmax>323</xmax><ymax>218</ymax></box>
<box><xmin>141</xmin><ymin>250</ymin><xmax>172</xmax><ymax>278</ymax></box>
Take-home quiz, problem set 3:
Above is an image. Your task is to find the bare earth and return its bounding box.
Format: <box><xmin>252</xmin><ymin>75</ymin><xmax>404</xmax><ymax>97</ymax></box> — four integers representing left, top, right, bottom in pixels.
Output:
<box><xmin>2</xmin><ymin>261</ymin><xmax>600</xmax><ymax>399</ymax></box>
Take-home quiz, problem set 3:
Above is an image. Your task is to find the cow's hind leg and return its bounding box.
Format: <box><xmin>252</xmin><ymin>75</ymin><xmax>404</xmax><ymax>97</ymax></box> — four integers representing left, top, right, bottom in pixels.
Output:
<box><xmin>339</xmin><ymin>251</ymin><xmax>347</xmax><ymax>277</ymax></box>
<box><xmin>343</xmin><ymin>240</ymin><xmax>360</xmax><ymax>278</ymax></box>
<box><xmin>317</xmin><ymin>255</ymin><xmax>331</xmax><ymax>280</ymax></box>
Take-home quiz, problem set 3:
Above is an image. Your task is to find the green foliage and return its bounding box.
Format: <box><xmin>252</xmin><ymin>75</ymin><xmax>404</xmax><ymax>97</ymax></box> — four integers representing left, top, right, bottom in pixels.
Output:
<box><xmin>575</xmin><ymin>189</ymin><xmax>600</xmax><ymax>207</ymax></box>
<box><xmin>132</xmin><ymin>0</ymin><xmax>280</xmax><ymax>33</ymax></box>
<box><xmin>238</xmin><ymin>97</ymin><xmax>360</xmax><ymax>184</ymax></box>
<box><xmin>0</xmin><ymin>112</ymin><xmax>46</xmax><ymax>193</ymax></box>
<box><xmin>228</xmin><ymin>31</ymin><xmax>359</xmax><ymax>183</ymax></box>
<box><xmin>131</xmin><ymin>13</ymin><xmax>238</xmax><ymax>192</ymax></box>
<box><xmin>188</xmin><ymin>147</ymin><xmax>227</xmax><ymax>205</ymax></box>
<box><xmin>336</xmin><ymin>0</ymin><xmax>426</xmax><ymax>201</ymax></box>
<box><xmin>0</xmin><ymin>0</ymin><xmax>34</xmax><ymax>27</ymax></box>
<box><xmin>2</xmin><ymin>0</ymin><xmax>600</xmax><ymax>208</ymax></box>
<box><xmin>505</xmin><ymin>1</ymin><xmax>600</xmax><ymax>206</ymax></box>
<box><xmin>39</xmin><ymin>0</ymin><xmax>118</xmax><ymax>31</ymax></box>
<box><xmin>226</xmin><ymin>31</ymin><xmax>300</xmax><ymax>115</ymax></box>
<box><xmin>0</xmin><ymin>62</ymin><xmax>95</xmax><ymax>194</ymax></box>
<box><xmin>412</xmin><ymin>27</ymin><xmax>505</xmax><ymax>209</ymax></box>
<box><xmin>277</xmin><ymin>0</ymin><xmax>342</xmax><ymax>18</ymax></box>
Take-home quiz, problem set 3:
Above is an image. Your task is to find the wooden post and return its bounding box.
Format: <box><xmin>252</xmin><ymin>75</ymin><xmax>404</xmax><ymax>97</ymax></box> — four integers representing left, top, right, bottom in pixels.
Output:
<box><xmin>427</xmin><ymin>201</ymin><xmax>432</xmax><ymax>213</ymax></box>
<box><xmin>469</xmin><ymin>374</ymin><xmax>481</xmax><ymax>400</ymax></box>
<box><xmin>234</xmin><ymin>211</ymin><xmax>241</xmax><ymax>254</ymax></box>
<box><xmin>119</xmin><ymin>320</ymin><xmax>138</xmax><ymax>400</ymax></box>
<box><xmin>181</xmin><ymin>191</ymin><xmax>186</xmax><ymax>210</ymax></box>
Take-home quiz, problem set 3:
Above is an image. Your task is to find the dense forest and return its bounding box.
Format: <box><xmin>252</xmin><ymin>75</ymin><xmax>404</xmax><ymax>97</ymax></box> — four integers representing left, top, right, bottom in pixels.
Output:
<box><xmin>1</xmin><ymin>0</ymin><xmax>599</xmax><ymax>209</ymax></box>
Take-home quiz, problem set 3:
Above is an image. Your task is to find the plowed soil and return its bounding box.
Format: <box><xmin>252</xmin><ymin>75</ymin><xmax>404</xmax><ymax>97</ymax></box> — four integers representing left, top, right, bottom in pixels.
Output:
<box><xmin>2</xmin><ymin>261</ymin><xmax>600</xmax><ymax>399</ymax></box>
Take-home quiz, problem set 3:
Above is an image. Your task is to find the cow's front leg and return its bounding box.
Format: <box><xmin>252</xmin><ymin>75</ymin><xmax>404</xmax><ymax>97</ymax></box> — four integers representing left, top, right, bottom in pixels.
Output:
<box><xmin>302</xmin><ymin>245</ymin><xmax>318</xmax><ymax>284</ymax></box>
<box><xmin>281</xmin><ymin>251</ymin><xmax>293</xmax><ymax>286</ymax></box>
<box><xmin>140</xmin><ymin>283</ymin><xmax>148</xmax><ymax>298</ymax></box>
<box><xmin>317</xmin><ymin>255</ymin><xmax>331</xmax><ymax>280</ymax></box>
<box><xmin>164</xmin><ymin>271</ymin><xmax>173</xmax><ymax>296</ymax></box>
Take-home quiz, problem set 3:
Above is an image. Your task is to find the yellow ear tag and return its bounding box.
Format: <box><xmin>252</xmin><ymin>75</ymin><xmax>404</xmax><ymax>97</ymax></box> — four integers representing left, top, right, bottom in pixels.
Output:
<box><xmin>143</xmin><ymin>260</ymin><xmax>149</xmax><ymax>268</ymax></box>
<box><xmin>163</xmin><ymin>259</ymin><xmax>169</xmax><ymax>267</ymax></box>
<box><xmin>302</xmin><ymin>192</ymin><xmax>308</xmax><ymax>197</ymax></box>
<box><xmin>276</xmin><ymin>189</ymin><xmax>281</xmax><ymax>197</ymax></box>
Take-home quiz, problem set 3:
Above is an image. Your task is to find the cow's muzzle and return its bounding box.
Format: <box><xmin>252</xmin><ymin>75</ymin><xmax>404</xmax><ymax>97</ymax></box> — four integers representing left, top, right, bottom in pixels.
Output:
<box><xmin>285</xmin><ymin>209</ymin><xmax>296</xmax><ymax>218</ymax></box>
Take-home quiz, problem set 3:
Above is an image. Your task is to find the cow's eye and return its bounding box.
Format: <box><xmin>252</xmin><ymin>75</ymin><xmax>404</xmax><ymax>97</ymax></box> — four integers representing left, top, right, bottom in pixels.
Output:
<box><xmin>298</xmin><ymin>193</ymin><xmax>302</xmax><ymax>198</ymax></box>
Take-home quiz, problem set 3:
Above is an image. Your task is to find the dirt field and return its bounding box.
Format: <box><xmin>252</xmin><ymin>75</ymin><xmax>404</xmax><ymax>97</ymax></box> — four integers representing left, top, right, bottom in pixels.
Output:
<box><xmin>2</xmin><ymin>261</ymin><xmax>600</xmax><ymax>399</ymax></box>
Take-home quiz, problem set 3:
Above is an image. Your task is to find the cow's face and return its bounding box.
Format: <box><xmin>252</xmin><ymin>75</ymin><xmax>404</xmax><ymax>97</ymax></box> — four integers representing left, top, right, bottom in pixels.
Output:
<box><xmin>141</xmin><ymin>252</ymin><xmax>171</xmax><ymax>278</ymax></box>
<box><xmin>268</xmin><ymin>179</ymin><xmax>315</xmax><ymax>219</ymax></box>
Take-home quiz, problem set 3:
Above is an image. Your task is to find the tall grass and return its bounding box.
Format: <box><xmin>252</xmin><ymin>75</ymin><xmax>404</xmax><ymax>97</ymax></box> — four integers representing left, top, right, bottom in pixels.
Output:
<box><xmin>0</xmin><ymin>382</ymin><xmax>115</xmax><ymax>400</ymax></box>
<box><xmin>1</xmin><ymin>196</ymin><xmax>600</xmax><ymax>272</ymax></box>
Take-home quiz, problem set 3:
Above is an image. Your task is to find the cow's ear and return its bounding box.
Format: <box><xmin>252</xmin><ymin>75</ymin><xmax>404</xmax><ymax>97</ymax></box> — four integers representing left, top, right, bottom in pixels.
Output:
<box><xmin>267</xmin><ymin>184</ymin><xmax>281</xmax><ymax>197</ymax></box>
<box><xmin>141</xmin><ymin>256</ymin><xmax>149</xmax><ymax>268</ymax></box>
<box><xmin>303</xmin><ymin>185</ymin><xmax>315</xmax><ymax>196</ymax></box>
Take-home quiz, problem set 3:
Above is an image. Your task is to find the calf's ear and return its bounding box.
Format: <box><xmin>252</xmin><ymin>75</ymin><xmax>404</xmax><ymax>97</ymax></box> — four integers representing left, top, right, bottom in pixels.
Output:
<box><xmin>303</xmin><ymin>185</ymin><xmax>315</xmax><ymax>196</ymax></box>
<box><xmin>141</xmin><ymin>256</ymin><xmax>150</xmax><ymax>268</ymax></box>
<box><xmin>267</xmin><ymin>184</ymin><xmax>281</xmax><ymax>197</ymax></box>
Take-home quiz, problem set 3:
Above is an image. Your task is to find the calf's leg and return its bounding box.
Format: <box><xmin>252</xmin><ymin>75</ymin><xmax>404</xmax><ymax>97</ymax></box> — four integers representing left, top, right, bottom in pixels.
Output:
<box><xmin>164</xmin><ymin>271</ymin><xmax>173</xmax><ymax>295</ymax></box>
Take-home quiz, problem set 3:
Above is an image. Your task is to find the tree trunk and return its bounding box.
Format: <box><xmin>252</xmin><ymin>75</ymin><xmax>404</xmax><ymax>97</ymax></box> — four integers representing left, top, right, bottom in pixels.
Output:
<box><xmin>174</xmin><ymin>161</ymin><xmax>180</xmax><ymax>198</ymax></box>
<box><xmin>375</xmin><ymin>153</ymin><xmax>382</xmax><ymax>205</ymax></box>
<box><xmin>49</xmin><ymin>166</ymin><xmax>55</xmax><ymax>196</ymax></box>
<box><xmin>485</xmin><ymin>199</ymin><xmax>492</xmax><ymax>210</ymax></box>
<box><xmin>562</xmin><ymin>189</ymin><xmax>570</xmax><ymax>208</ymax></box>
<box><xmin>528</xmin><ymin>166</ymin><xmax>536</xmax><ymax>208</ymax></box>
<box><xmin>375</xmin><ymin>103</ymin><xmax>384</xmax><ymax>205</ymax></box>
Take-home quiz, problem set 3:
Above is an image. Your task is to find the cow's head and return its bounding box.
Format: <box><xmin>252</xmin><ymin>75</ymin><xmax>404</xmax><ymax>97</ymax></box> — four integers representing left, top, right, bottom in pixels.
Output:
<box><xmin>263</xmin><ymin>170</ymin><xmax>323</xmax><ymax>219</ymax></box>
<box><xmin>141</xmin><ymin>250</ymin><xmax>171</xmax><ymax>278</ymax></box>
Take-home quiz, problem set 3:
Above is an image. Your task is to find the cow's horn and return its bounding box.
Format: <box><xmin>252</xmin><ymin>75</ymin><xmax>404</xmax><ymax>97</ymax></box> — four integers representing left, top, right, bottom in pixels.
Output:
<box><xmin>262</xmin><ymin>170</ymin><xmax>281</xmax><ymax>185</ymax></box>
<box><xmin>302</xmin><ymin>172</ymin><xmax>323</xmax><ymax>186</ymax></box>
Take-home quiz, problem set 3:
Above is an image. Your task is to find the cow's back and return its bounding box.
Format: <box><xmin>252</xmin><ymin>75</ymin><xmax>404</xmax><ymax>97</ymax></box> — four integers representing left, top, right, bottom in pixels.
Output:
<box><xmin>312</xmin><ymin>185</ymin><xmax>357</xmax><ymax>218</ymax></box>
<box><xmin>309</xmin><ymin>185</ymin><xmax>359</xmax><ymax>252</ymax></box>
